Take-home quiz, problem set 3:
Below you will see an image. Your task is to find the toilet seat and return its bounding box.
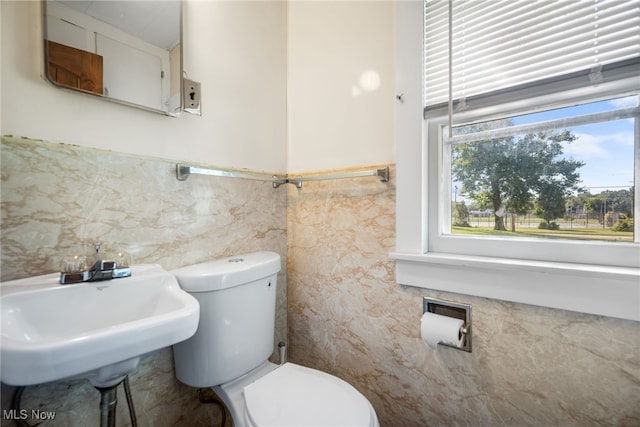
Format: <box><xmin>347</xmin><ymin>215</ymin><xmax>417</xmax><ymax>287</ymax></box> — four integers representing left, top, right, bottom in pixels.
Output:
<box><xmin>243</xmin><ymin>363</ymin><xmax>375</xmax><ymax>427</ymax></box>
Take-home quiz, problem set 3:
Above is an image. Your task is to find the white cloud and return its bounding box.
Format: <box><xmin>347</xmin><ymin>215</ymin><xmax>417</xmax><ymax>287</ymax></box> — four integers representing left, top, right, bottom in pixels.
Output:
<box><xmin>607</xmin><ymin>95</ymin><xmax>638</xmax><ymax>109</ymax></box>
<box><xmin>564</xmin><ymin>133</ymin><xmax>610</xmax><ymax>159</ymax></box>
<box><xmin>564</xmin><ymin>131</ymin><xmax>634</xmax><ymax>159</ymax></box>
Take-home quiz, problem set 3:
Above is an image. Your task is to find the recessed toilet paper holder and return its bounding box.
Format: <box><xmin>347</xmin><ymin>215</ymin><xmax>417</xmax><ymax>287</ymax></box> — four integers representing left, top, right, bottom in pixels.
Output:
<box><xmin>423</xmin><ymin>297</ymin><xmax>472</xmax><ymax>353</ymax></box>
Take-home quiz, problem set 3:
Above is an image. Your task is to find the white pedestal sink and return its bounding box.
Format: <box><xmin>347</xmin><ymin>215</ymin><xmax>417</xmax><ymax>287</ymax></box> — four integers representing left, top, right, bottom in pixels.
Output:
<box><xmin>0</xmin><ymin>264</ymin><xmax>199</xmax><ymax>387</ymax></box>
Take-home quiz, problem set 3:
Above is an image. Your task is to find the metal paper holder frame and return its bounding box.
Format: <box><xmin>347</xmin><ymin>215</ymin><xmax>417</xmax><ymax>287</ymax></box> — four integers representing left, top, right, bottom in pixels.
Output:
<box><xmin>423</xmin><ymin>297</ymin><xmax>472</xmax><ymax>352</ymax></box>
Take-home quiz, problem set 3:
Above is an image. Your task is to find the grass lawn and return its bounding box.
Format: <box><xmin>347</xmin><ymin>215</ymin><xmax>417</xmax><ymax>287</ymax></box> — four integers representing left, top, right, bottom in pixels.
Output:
<box><xmin>452</xmin><ymin>225</ymin><xmax>633</xmax><ymax>242</ymax></box>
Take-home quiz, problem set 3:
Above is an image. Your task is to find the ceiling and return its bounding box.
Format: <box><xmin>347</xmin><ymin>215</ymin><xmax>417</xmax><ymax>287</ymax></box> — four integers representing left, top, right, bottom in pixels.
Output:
<box><xmin>57</xmin><ymin>0</ymin><xmax>180</xmax><ymax>50</ymax></box>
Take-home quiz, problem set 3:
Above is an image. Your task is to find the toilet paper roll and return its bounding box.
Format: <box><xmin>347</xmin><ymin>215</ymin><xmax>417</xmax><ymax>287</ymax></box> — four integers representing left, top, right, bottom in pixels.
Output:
<box><xmin>420</xmin><ymin>312</ymin><xmax>464</xmax><ymax>349</ymax></box>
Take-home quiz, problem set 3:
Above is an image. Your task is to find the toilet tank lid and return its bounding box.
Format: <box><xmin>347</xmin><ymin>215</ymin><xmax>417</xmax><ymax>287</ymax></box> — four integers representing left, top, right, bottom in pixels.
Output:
<box><xmin>171</xmin><ymin>251</ymin><xmax>281</xmax><ymax>292</ymax></box>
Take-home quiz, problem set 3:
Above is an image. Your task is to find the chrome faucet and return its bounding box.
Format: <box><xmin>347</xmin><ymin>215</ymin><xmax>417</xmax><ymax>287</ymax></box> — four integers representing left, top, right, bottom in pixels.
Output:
<box><xmin>88</xmin><ymin>243</ymin><xmax>117</xmax><ymax>281</ymax></box>
<box><xmin>59</xmin><ymin>243</ymin><xmax>131</xmax><ymax>284</ymax></box>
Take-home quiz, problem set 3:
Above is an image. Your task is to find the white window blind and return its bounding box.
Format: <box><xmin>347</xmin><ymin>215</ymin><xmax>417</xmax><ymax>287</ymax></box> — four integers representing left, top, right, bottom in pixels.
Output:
<box><xmin>424</xmin><ymin>0</ymin><xmax>640</xmax><ymax>107</ymax></box>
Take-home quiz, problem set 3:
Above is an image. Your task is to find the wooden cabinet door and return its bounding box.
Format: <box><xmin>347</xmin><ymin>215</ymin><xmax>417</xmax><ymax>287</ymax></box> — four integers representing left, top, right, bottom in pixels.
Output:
<box><xmin>47</xmin><ymin>40</ymin><xmax>103</xmax><ymax>95</ymax></box>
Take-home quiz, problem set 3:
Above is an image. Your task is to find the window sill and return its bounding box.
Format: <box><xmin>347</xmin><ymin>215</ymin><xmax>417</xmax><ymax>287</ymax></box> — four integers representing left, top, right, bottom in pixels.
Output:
<box><xmin>389</xmin><ymin>251</ymin><xmax>640</xmax><ymax>321</ymax></box>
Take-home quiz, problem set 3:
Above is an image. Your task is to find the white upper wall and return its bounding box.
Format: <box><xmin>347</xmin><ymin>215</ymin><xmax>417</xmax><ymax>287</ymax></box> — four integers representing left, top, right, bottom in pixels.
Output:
<box><xmin>0</xmin><ymin>0</ymin><xmax>287</xmax><ymax>173</ymax></box>
<box><xmin>1</xmin><ymin>1</ymin><xmax>395</xmax><ymax>174</ymax></box>
<box><xmin>286</xmin><ymin>0</ymin><xmax>395</xmax><ymax>173</ymax></box>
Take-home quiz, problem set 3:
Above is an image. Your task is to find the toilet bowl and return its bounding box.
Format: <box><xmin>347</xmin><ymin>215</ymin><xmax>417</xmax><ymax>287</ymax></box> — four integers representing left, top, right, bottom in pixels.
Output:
<box><xmin>216</xmin><ymin>361</ymin><xmax>378</xmax><ymax>427</ymax></box>
<box><xmin>171</xmin><ymin>252</ymin><xmax>379</xmax><ymax>427</ymax></box>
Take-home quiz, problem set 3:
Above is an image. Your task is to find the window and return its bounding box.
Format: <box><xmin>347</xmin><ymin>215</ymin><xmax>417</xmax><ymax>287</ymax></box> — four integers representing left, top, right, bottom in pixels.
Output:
<box><xmin>391</xmin><ymin>0</ymin><xmax>640</xmax><ymax>320</ymax></box>
<box><xmin>426</xmin><ymin>86</ymin><xmax>639</xmax><ymax>268</ymax></box>
<box><xmin>423</xmin><ymin>0</ymin><xmax>639</xmax><ymax>266</ymax></box>
<box><xmin>447</xmin><ymin>95</ymin><xmax>637</xmax><ymax>244</ymax></box>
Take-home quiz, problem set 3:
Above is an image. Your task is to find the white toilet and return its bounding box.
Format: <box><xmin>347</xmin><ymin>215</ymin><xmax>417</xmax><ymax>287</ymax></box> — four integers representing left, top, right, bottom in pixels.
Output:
<box><xmin>172</xmin><ymin>251</ymin><xmax>380</xmax><ymax>427</ymax></box>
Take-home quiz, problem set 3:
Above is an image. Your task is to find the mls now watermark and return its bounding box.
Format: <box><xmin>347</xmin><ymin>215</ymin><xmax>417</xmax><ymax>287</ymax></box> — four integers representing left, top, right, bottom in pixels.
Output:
<box><xmin>3</xmin><ymin>409</ymin><xmax>57</xmax><ymax>421</ymax></box>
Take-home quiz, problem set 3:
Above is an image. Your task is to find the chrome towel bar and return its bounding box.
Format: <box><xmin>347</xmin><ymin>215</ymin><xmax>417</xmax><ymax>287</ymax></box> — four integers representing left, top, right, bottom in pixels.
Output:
<box><xmin>176</xmin><ymin>164</ymin><xmax>284</xmax><ymax>183</ymax></box>
<box><xmin>176</xmin><ymin>164</ymin><xmax>389</xmax><ymax>188</ymax></box>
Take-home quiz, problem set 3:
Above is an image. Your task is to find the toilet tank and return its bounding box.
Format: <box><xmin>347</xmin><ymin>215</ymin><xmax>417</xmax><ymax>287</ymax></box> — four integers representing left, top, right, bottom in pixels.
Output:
<box><xmin>171</xmin><ymin>251</ymin><xmax>281</xmax><ymax>387</ymax></box>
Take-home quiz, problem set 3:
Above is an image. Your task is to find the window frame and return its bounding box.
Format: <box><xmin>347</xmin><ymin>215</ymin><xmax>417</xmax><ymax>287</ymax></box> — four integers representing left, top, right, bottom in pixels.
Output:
<box><xmin>391</xmin><ymin>0</ymin><xmax>640</xmax><ymax>321</ymax></box>
<box><xmin>428</xmin><ymin>82</ymin><xmax>639</xmax><ymax>268</ymax></box>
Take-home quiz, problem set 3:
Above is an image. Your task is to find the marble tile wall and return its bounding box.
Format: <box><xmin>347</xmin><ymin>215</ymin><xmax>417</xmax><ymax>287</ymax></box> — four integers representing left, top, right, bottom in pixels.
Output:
<box><xmin>2</xmin><ymin>136</ymin><xmax>639</xmax><ymax>426</ymax></box>
<box><xmin>286</xmin><ymin>166</ymin><xmax>640</xmax><ymax>427</ymax></box>
<box><xmin>0</xmin><ymin>135</ymin><xmax>287</xmax><ymax>426</ymax></box>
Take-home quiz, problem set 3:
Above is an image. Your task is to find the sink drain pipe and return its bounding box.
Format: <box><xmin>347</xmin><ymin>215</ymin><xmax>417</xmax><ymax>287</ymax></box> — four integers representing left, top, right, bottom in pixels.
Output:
<box><xmin>11</xmin><ymin>376</ymin><xmax>137</xmax><ymax>427</ymax></box>
<box><xmin>96</xmin><ymin>384</ymin><xmax>119</xmax><ymax>427</ymax></box>
<box><xmin>95</xmin><ymin>376</ymin><xmax>137</xmax><ymax>427</ymax></box>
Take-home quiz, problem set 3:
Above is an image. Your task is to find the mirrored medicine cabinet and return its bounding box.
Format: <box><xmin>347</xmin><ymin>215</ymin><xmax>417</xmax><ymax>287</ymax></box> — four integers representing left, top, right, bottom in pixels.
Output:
<box><xmin>42</xmin><ymin>0</ymin><xmax>183</xmax><ymax>116</ymax></box>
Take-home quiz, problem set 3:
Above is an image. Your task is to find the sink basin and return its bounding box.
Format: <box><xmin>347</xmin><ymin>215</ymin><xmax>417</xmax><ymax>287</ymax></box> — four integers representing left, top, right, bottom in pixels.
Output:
<box><xmin>1</xmin><ymin>264</ymin><xmax>199</xmax><ymax>387</ymax></box>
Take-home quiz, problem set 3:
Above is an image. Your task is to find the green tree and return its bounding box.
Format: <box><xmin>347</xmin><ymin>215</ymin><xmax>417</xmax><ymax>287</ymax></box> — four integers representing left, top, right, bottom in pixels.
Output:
<box><xmin>567</xmin><ymin>188</ymin><xmax>634</xmax><ymax>228</ymax></box>
<box><xmin>452</xmin><ymin>128</ymin><xmax>584</xmax><ymax>231</ymax></box>
<box><xmin>534</xmin><ymin>181</ymin><xmax>567</xmax><ymax>226</ymax></box>
<box><xmin>601</xmin><ymin>188</ymin><xmax>634</xmax><ymax>217</ymax></box>
<box><xmin>452</xmin><ymin>201</ymin><xmax>471</xmax><ymax>227</ymax></box>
